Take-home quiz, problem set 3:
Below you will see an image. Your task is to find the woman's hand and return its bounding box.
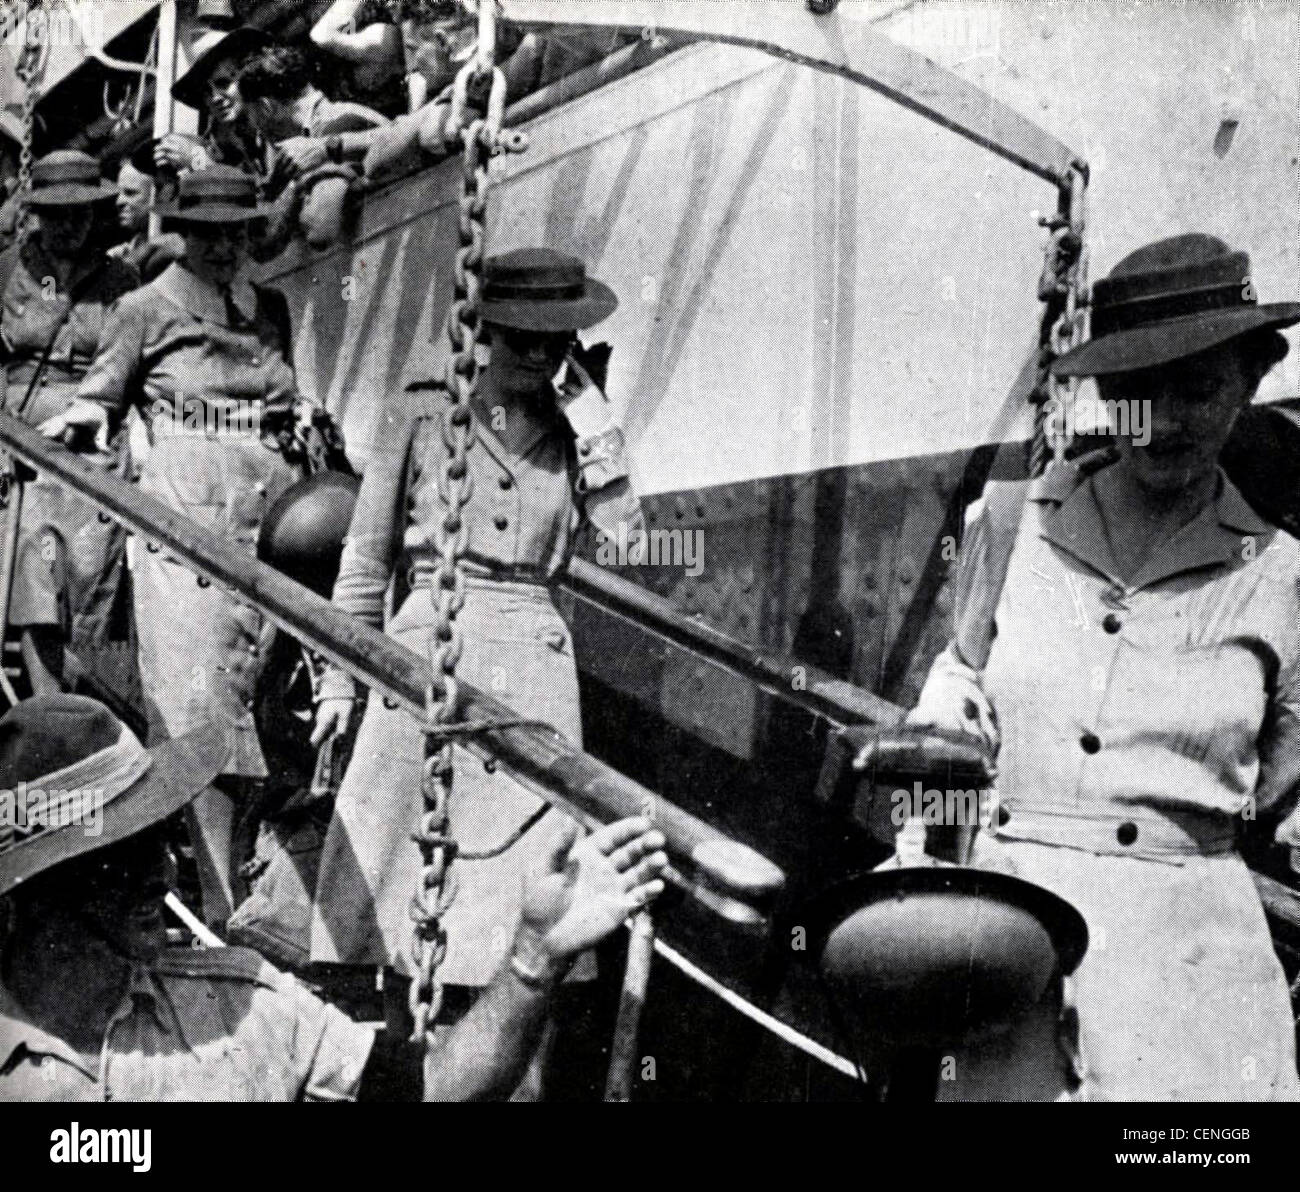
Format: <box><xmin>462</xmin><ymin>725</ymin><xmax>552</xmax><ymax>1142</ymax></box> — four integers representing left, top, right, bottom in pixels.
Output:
<box><xmin>38</xmin><ymin>400</ymin><xmax>110</xmax><ymax>452</ymax></box>
<box><xmin>311</xmin><ymin>696</ymin><xmax>354</xmax><ymax>747</ymax></box>
<box><xmin>904</xmin><ymin>670</ymin><xmax>1000</xmax><ymax>752</ymax></box>
<box><xmin>513</xmin><ymin>817</ymin><xmax>667</xmax><ymax>979</ymax></box>
<box><xmin>155</xmin><ymin>134</ymin><xmax>210</xmax><ymax>174</ymax></box>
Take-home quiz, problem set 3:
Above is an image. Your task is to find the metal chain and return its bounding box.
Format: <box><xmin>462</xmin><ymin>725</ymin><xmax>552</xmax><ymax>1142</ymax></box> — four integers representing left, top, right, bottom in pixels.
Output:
<box><xmin>13</xmin><ymin>0</ymin><xmax>46</xmax><ymax>251</ymax></box>
<box><xmin>408</xmin><ymin>0</ymin><xmax>524</xmax><ymax>1045</ymax></box>
<box><xmin>1030</xmin><ymin>162</ymin><xmax>1089</xmax><ymax>478</ymax></box>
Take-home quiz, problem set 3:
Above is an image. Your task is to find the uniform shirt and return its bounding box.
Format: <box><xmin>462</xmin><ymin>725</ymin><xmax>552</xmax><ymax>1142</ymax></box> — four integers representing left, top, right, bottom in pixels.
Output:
<box><xmin>0</xmin><ymin>240</ymin><xmax>138</xmax><ymax>423</ymax></box>
<box><xmin>923</xmin><ymin>459</ymin><xmax>1300</xmax><ymax>855</ymax></box>
<box><xmin>0</xmin><ymin>946</ymin><xmax>373</xmax><ymax>1102</ymax></box>
<box><xmin>320</xmin><ymin>383</ymin><xmax>644</xmax><ymax>699</ymax></box>
<box><xmin>77</xmin><ymin>262</ymin><xmax>299</xmax><ymax>430</ymax></box>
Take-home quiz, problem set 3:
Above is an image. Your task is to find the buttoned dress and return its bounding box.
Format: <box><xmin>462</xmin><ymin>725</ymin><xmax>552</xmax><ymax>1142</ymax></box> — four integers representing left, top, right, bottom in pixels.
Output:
<box><xmin>0</xmin><ymin>946</ymin><xmax>373</xmax><ymax>1101</ymax></box>
<box><xmin>920</xmin><ymin>460</ymin><xmax>1300</xmax><ymax>1101</ymax></box>
<box><xmin>0</xmin><ymin>241</ymin><xmax>138</xmax><ymax>645</ymax></box>
<box><xmin>310</xmin><ymin>385</ymin><xmax>645</xmax><ymax>987</ymax></box>
<box><xmin>77</xmin><ymin>263</ymin><xmax>304</xmax><ymax>778</ymax></box>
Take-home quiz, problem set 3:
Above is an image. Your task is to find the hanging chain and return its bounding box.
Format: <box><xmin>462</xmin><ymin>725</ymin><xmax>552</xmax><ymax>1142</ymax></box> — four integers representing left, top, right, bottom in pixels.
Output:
<box><xmin>408</xmin><ymin>0</ymin><xmax>528</xmax><ymax>1045</ymax></box>
<box><xmin>1030</xmin><ymin>161</ymin><xmax>1089</xmax><ymax>478</ymax></box>
<box><xmin>13</xmin><ymin>0</ymin><xmax>47</xmax><ymax>251</ymax></box>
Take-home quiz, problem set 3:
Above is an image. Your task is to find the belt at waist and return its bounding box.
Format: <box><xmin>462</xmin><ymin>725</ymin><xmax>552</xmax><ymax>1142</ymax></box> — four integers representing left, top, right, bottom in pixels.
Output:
<box><xmin>408</xmin><ymin>559</ymin><xmax>551</xmax><ymax>588</ymax></box>
<box><xmin>5</xmin><ymin>360</ymin><xmax>89</xmax><ymax>386</ymax></box>
<box><xmin>150</xmin><ymin>412</ymin><xmax>269</xmax><ymax>440</ymax></box>
<box><xmin>994</xmin><ymin>803</ymin><xmax>1238</xmax><ymax>859</ymax></box>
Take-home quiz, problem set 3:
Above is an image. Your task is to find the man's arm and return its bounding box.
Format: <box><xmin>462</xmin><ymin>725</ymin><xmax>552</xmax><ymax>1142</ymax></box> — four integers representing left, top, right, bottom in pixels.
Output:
<box><xmin>311</xmin><ymin>0</ymin><xmax>403</xmax><ymax>66</ymax></box>
<box><xmin>354</xmin><ymin>817</ymin><xmax>665</xmax><ymax>1101</ymax></box>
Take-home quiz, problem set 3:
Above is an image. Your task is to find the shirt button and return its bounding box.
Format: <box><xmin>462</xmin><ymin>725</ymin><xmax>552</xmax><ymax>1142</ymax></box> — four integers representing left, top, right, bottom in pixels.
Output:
<box><xmin>1117</xmin><ymin>822</ymin><xmax>1139</xmax><ymax>846</ymax></box>
<box><xmin>499</xmin><ymin>475</ymin><xmax>513</xmax><ymax>490</ymax></box>
<box><xmin>494</xmin><ymin>515</ymin><xmax>508</xmax><ymax>531</ymax></box>
<box><xmin>1102</xmin><ymin>613</ymin><xmax>1122</xmax><ymax>634</ymax></box>
<box><xmin>1080</xmin><ymin>732</ymin><xmax>1101</xmax><ymax>754</ymax></box>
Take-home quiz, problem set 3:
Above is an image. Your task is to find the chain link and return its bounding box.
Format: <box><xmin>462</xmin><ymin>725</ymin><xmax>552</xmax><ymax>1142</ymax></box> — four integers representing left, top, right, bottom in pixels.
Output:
<box><xmin>408</xmin><ymin>3</ymin><xmax>522</xmax><ymax>1043</ymax></box>
<box><xmin>13</xmin><ymin>0</ymin><xmax>46</xmax><ymax>251</ymax></box>
<box><xmin>1030</xmin><ymin>163</ymin><xmax>1089</xmax><ymax>478</ymax></box>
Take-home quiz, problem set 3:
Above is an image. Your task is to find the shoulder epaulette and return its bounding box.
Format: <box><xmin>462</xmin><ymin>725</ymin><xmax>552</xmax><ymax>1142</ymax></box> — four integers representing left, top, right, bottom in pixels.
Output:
<box><xmin>153</xmin><ymin>944</ymin><xmax>280</xmax><ymax>989</ymax></box>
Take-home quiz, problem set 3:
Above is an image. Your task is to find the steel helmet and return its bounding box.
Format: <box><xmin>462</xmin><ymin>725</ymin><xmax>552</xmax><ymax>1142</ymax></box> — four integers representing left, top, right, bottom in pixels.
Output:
<box><xmin>257</xmin><ymin>471</ymin><xmax>360</xmax><ymax>597</ymax></box>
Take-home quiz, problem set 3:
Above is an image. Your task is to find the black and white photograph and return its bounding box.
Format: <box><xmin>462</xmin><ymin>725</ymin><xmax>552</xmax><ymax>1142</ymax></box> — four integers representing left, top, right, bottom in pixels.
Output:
<box><xmin>0</xmin><ymin>0</ymin><xmax>1297</xmax><ymax>1155</ymax></box>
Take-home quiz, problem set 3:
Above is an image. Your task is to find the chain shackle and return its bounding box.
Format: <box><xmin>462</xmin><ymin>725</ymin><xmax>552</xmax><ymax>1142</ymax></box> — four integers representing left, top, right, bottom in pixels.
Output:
<box><xmin>1030</xmin><ymin>163</ymin><xmax>1089</xmax><ymax>477</ymax></box>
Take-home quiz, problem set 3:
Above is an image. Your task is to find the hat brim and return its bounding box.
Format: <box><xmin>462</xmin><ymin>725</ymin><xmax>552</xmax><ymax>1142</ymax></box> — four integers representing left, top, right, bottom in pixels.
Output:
<box><xmin>479</xmin><ymin>279</ymin><xmax>618</xmax><ymax>332</ymax></box>
<box><xmin>1053</xmin><ymin>303</ymin><xmax>1300</xmax><ymax>377</ymax></box>
<box><xmin>0</xmin><ymin>720</ymin><xmax>231</xmax><ymax>897</ymax></box>
<box><xmin>26</xmin><ymin>183</ymin><xmax>119</xmax><ymax>207</ymax></box>
<box><xmin>150</xmin><ymin>201</ymin><xmax>275</xmax><ymax>224</ymax></box>
<box><xmin>172</xmin><ymin>27</ymin><xmax>274</xmax><ymax>108</ymax></box>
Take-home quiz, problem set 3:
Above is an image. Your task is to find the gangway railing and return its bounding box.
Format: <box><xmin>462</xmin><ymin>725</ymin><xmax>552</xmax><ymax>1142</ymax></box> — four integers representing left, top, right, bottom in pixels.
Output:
<box><xmin>0</xmin><ymin>411</ymin><xmax>784</xmax><ymax>928</ymax></box>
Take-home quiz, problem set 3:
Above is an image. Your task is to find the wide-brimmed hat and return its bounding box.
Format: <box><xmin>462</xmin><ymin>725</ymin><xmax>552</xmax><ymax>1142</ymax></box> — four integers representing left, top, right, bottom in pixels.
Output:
<box><xmin>25</xmin><ymin>150</ymin><xmax>119</xmax><ymax>207</ymax></box>
<box><xmin>152</xmin><ymin>164</ymin><xmax>274</xmax><ymax>223</ymax></box>
<box><xmin>1053</xmin><ymin>234</ymin><xmax>1300</xmax><ymax>377</ymax></box>
<box><xmin>478</xmin><ymin>247</ymin><xmax>618</xmax><ymax>332</ymax></box>
<box><xmin>0</xmin><ymin>695</ymin><xmax>230</xmax><ymax>897</ymax></box>
<box><xmin>173</xmin><ymin>25</ymin><xmax>273</xmax><ymax>109</ymax></box>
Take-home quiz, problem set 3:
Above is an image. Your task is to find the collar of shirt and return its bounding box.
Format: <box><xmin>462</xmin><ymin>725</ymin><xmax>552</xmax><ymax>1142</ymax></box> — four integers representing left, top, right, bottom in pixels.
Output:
<box><xmin>153</xmin><ymin>262</ymin><xmax>257</xmax><ymax>327</ymax></box>
<box><xmin>1030</xmin><ymin>458</ymin><xmax>1272</xmax><ymax>591</ymax></box>
<box><xmin>0</xmin><ymin>967</ymin><xmax>164</xmax><ymax>1084</ymax></box>
<box><xmin>470</xmin><ymin>390</ymin><xmax>562</xmax><ymax>464</ymax></box>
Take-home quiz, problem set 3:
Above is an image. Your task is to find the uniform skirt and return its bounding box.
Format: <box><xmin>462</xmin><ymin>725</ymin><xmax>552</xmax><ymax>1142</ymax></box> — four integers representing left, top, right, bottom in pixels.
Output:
<box><xmin>5</xmin><ymin>380</ymin><xmax>128</xmax><ymax>648</ymax></box>
<box><xmin>311</xmin><ymin>576</ymin><xmax>591</xmax><ymax>988</ymax></box>
<box><xmin>133</xmin><ymin>432</ymin><xmax>299</xmax><ymax>778</ymax></box>
<box><xmin>935</xmin><ymin>833</ymin><xmax>1300</xmax><ymax>1101</ymax></box>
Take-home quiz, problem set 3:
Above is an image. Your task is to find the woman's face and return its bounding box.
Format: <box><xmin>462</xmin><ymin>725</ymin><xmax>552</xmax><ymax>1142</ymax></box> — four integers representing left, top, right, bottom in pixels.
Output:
<box><xmin>32</xmin><ymin>205</ymin><xmax>93</xmax><ymax>256</ymax></box>
<box><xmin>205</xmin><ymin>56</ymin><xmax>244</xmax><ymax>126</ymax></box>
<box><xmin>1099</xmin><ymin>345</ymin><xmax>1256</xmax><ymax>496</ymax></box>
<box><xmin>485</xmin><ymin>322</ymin><xmax>570</xmax><ymax>400</ymax></box>
<box><xmin>183</xmin><ymin>221</ymin><xmax>249</xmax><ymax>287</ymax></box>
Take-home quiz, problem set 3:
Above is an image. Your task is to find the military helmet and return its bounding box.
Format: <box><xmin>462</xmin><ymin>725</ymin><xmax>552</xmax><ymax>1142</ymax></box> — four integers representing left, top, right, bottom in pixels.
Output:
<box><xmin>257</xmin><ymin>471</ymin><xmax>360</xmax><ymax>596</ymax></box>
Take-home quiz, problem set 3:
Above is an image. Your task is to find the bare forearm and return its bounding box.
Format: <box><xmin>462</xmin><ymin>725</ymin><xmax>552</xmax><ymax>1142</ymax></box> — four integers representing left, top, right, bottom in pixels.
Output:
<box><xmin>422</xmin><ymin>935</ymin><xmax>562</xmax><ymax>1101</ymax></box>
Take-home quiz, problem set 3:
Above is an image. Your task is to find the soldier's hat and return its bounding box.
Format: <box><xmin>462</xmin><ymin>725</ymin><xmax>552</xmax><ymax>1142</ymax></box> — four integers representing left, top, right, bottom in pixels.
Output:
<box><xmin>173</xmin><ymin>24</ymin><xmax>274</xmax><ymax>109</ymax></box>
<box><xmin>479</xmin><ymin>248</ymin><xmax>618</xmax><ymax>332</ymax></box>
<box><xmin>1053</xmin><ymin>234</ymin><xmax>1300</xmax><ymax>377</ymax></box>
<box><xmin>26</xmin><ymin>151</ymin><xmax>119</xmax><ymax>207</ymax></box>
<box><xmin>152</xmin><ymin>165</ymin><xmax>274</xmax><ymax>223</ymax></box>
<box><xmin>0</xmin><ymin>695</ymin><xmax>229</xmax><ymax>897</ymax></box>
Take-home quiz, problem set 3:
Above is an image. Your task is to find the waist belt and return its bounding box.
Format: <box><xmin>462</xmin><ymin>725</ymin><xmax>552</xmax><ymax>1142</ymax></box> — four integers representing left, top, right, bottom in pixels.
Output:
<box><xmin>995</xmin><ymin>803</ymin><xmax>1238</xmax><ymax>859</ymax></box>
<box><xmin>150</xmin><ymin>407</ymin><xmax>273</xmax><ymax>440</ymax></box>
<box><xmin>6</xmin><ymin>359</ymin><xmax>88</xmax><ymax>385</ymax></box>
<box><xmin>408</xmin><ymin>560</ymin><xmax>550</xmax><ymax>588</ymax></box>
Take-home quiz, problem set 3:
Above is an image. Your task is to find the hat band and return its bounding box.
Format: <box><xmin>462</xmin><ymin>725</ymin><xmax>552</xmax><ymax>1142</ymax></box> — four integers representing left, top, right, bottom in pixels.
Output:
<box><xmin>0</xmin><ymin>732</ymin><xmax>150</xmax><ymax>852</ymax></box>
<box><xmin>179</xmin><ymin>189</ymin><xmax>256</xmax><ymax>210</ymax></box>
<box><xmin>483</xmin><ymin>280</ymin><xmax>586</xmax><ymax>304</ymax></box>
<box><xmin>1092</xmin><ymin>280</ymin><xmax>1253</xmax><ymax>338</ymax></box>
